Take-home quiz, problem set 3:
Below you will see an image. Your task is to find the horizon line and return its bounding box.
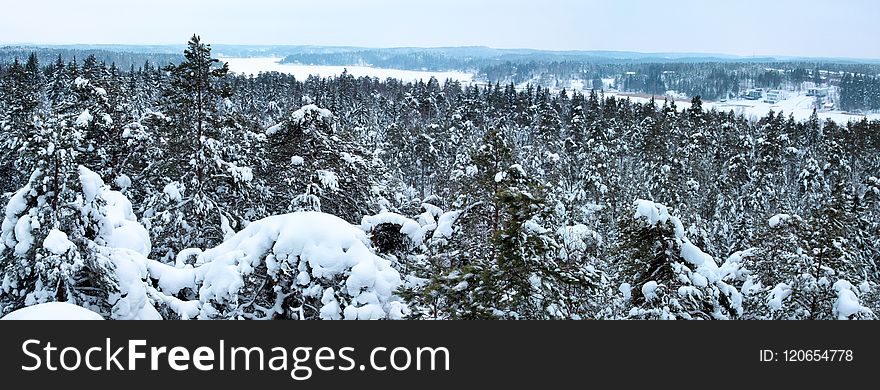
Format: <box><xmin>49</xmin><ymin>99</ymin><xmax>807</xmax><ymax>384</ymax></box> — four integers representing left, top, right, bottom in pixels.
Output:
<box><xmin>2</xmin><ymin>41</ymin><xmax>879</xmax><ymax>63</ymax></box>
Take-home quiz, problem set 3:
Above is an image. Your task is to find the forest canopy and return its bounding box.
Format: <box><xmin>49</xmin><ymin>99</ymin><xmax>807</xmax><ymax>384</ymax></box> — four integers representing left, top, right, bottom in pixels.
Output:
<box><xmin>1</xmin><ymin>36</ymin><xmax>879</xmax><ymax>320</ymax></box>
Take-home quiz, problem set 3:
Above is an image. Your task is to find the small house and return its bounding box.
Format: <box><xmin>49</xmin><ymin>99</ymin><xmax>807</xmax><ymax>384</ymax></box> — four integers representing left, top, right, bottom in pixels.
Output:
<box><xmin>807</xmin><ymin>87</ymin><xmax>828</xmax><ymax>97</ymax></box>
<box><xmin>764</xmin><ymin>90</ymin><xmax>783</xmax><ymax>103</ymax></box>
<box><xmin>742</xmin><ymin>90</ymin><xmax>762</xmax><ymax>100</ymax></box>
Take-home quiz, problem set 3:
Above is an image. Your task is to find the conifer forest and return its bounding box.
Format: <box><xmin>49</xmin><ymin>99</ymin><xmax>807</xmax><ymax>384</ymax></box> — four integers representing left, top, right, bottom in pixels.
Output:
<box><xmin>2</xmin><ymin>36</ymin><xmax>880</xmax><ymax>320</ymax></box>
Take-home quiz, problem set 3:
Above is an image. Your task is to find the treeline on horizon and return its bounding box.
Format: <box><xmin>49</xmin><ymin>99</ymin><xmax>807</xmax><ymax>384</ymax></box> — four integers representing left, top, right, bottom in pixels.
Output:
<box><xmin>5</xmin><ymin>45</ymin><xmax>880</xmax><ymax>110</ymax></box>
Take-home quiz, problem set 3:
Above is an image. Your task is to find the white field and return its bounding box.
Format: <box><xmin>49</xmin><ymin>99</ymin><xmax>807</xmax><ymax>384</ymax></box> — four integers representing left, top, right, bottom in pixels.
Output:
<box><xmin>221</xmin><ymin>57</ymin><xmax>475</xmax><ymax>83</ymax></box>
<box><xmin>605</xmin><ymin>91</ymin><xmax>880</xmax><ymax>124</ymax></box>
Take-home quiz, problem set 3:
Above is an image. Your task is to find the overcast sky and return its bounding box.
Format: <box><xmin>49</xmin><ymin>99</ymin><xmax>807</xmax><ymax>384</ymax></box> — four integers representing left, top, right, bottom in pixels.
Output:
<box><xmin>1</xmin><ymin>0</ymin><xmax>877</xmax><ymax>58</ymax></box>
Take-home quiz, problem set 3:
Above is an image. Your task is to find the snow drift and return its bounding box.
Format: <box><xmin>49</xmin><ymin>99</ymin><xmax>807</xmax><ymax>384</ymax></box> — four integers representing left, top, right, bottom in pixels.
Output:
<box><xmin>1</xmin><ymin>302</ymin><xmax>105</xmax><ymax>320</ymax></box>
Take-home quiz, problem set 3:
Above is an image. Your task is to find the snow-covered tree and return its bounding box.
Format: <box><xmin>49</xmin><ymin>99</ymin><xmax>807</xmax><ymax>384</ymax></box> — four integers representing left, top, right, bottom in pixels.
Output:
<box><xmin>140</xmin><ymin>35</ymin><xmax>254</xmax><ymax>259</ymax></box>
<box><xmin>145</xmin><ymin>212</ymin><xmax>406</xmax><ymax>320</ymax></box>
<box><xmin>617</xmin><ymin>200</ymin><xmax>741</xmax><ymax>320</ymax></box>
<box><xmin>258</xmin><ymin>102</ymin><xmax>388</xmax><ymax>223</ymax></box>
<box><xmin>1</xmin><ymin>165</ymin><xmax>157</xmax><ymax>320</ymax></box>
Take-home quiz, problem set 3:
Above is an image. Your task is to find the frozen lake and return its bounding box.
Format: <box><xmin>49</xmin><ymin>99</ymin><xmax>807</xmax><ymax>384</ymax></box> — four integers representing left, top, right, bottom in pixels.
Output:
<box><xmin>221</xmin><ymin>57</ymin><xmax>475</xmax><ymax>83</ymax></box>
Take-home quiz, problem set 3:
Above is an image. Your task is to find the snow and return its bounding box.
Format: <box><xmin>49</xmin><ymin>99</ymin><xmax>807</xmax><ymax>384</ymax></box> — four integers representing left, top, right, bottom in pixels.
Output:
<box><xmin>102</xmin><ymin>190</ymin><xmax>151</xmax><ymax>256</ymax></box>
<box><xmin>0</xmin><ymin>302</ymin><xmax>104</xmax><ymax>320</ymax></box>
<box><xmin>228</xmin><ymin>165</ymin><xmax>253</xmax><ymax>183</ymax></box>
<box><xmin>2</xmin><ymin>172</ymin><xmax>40</xmax><ymax>257</ymax></box>
<box><xmin>641</xmin><ymin>281</ymin><xmax>659</xmax><ymax>301</ymax></box>
<box><xmin>832</xmin><ymin>280</ymin><xmax>870</xmax><ymax>320</ymax></box>
<box><xmin>266</xmin><ymin>123</ymin><xmax>283</xmax><ymax>135</ymax></box>
<box><xmin>80</xmin><ymin>166</ymin><xmax>152</xmax><ymax>257</ymax></box>
<box><xmin>360</xmin><ymin>212</ymin><xmax>426</xmax><ymax>245</ymax></box>
<box><xmin>719</xmin><ymin>249</ymin><xmax>754</xmax><ymax>281</ymax></box>
<box><xmin>222</xmin><ymin>57</ymin><xmax>475</xmax><ymax>84</ymax></box>
<box><xmin>431</xmin><ymin>210</ymin><xmax>461</xmax><ymax>240</ymax></box>
<box><xmin>3</xmin><ymin>167</ymin><xmax>156</xmax><ymax>320</ymax></box>
<box><xmin>42</xmin><ymin>229</ymin><xmax>73</xmax><ymax>255</ymax></box>
<box><xmin>340</xmin><ymin>152</ymin><xmax>364</xmax><ymax>165</ymax></box>
<box><xmin>509</xmin><ymin>164</ymin><xmax>526</xmax><ymax>177</ymax></box>
<box><xmin>10</xmin><ymin>215</ymin><xmax>34</xmax><ymax>257</ymax></box>
<box><xmin>557</xmin><ymin>224</ymin><xmax>602</xmax><ymax>255</ymax></box>
<box><xmin>114</xmin><ymin>174</ymin><xmax>132</xmax><ymax>189</ymax></box>
<box><xmin>147</xmin><ymin>262</ymin><xmax>197</xmax><ymax>294</ymax></box>
<box><xmin>320</xmin><ymin>288</ymin><xmax>342</xmax><ymax>320</ymax></box>
<box><xmin>290</xmin><ymin>155</ymin><xmax>304</xmax><ymax>165</ymax></box>
<box><xmin>133</xmin><ymin>303</ymin><xmax>162</xmax><ymax>320</ymax></box>
<box><xmin>102</xmin><ymin>247</ymin><xmax>152</xmax><ymax>320</ymax></box>
<box><xmin>146</xmin><ymin>211</ymin><xmax>405</xmax><ymax>320</ymax></box>
<box><xmin>689</xmin><ymin>272</ymin><xmax>709</xmax><ymax>288</ymax></box>
<box><xmin>619</xmin><ymin>283</ymin><xmax>632</xmax><ymax>300</ymax></box>
<box><xmin>75</xmin><ymin>109</ymin><xmax>93</xmax><ymax>127</ymax></box>
<box><xmin>79</xmin><ymin>165</ymin><xmax>103</xmax><ymax>203</ymax></box>
<box><xmin>291</xmin><ymin>104</ymin><xmax>333</xmax><ymax>128</ymax></box>
<box><xmin>523</xmin><ymin>219</ymin><xmax>548</xmax><ymax>234</ymax></box>
<box><xmin>678</xmin><ymin>285</ymin><xmax>701</xmax><ymax>298</ymax></box>
<box><xmin>316</xmin><ymin>170</ymin><xmax>339</xmax><ymax>191</ymax></box>
<box><xmin>74</xmin><ymin>76</ymin><xmax>89</xmax><ymax>88</ymax></box>
<box><xmin>768</xmin><ymin>283</ymin><xmax>792</xmax><ymax>311</ymax></box>
<box><xmin>106</xmin><ymin>219</ymin><xmax>151</xmax><ymax>257</ymax></box>
<box><xmin>163</xmin><ymin>182</ymin><xmax>183</xmax><ymax>202</ymax></box>
<box><xmin>608</xmin><ymin>90</ymin><xmax>880</xmax><ymax>124</ymax></box>
<box><xmin>633</xmin><ymin>199</ymin><xmax>670</xmax><ymax>225</ymax></box>
<box><xmin>81</xmin><ymin>168</ymin><xmax>155</xmax><ymax>319</ymax></box>
<box><xmin>680</xmin><ymin>240</ymin><xmax>719</xmax><ymax>283</ymax></box>
<box><xmin>768</xmin><ymin>214</ymin><xmax>791</xmax><ymax>228</ymax></box>
<box><xmin>220</xmin><ymin>215</ymin><xmax>236</xmax><ymax>240</ymax></box>
<box><xmin>633</xmin><ymin>199</ymin><xmax>725</xmax><ymax>292</ymax></box>
<box><xmin>419</xmin><ymin>202</ymin><xmax>442</xmax><ymax>221</ymax></box>
<box><xmin>494</xmin><ymin>171</ymin><xmax>506</xmax><ymax>183</ymax></box>
<box><xmin>740</xmin><ymin>278</ymin><xmax>763</xmax><ymax>295</ymax></box>
<box><xmin>79</xmin><ymin>168</ymin><xmax>155</xmax><ymax>319</ymax></box>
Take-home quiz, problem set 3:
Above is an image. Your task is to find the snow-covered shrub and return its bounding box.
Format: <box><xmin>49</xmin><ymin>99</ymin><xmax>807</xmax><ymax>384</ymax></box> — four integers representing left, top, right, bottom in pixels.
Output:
<box><xmin>147</xmin><ymin>212</ymin><xmax>406</xmax><ymax>320</ymax></box>
<box><xmin>0</xmin><ymin>166</ymin><xmax>159</xmax><ymax>319</ymax></box>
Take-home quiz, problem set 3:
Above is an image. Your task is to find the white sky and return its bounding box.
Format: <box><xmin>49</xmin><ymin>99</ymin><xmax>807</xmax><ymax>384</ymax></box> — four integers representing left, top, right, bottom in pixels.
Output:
<box><xmin>1</xmin><ymin>0</ymin><xmax>877</xmax><ymax>58</ymax></box>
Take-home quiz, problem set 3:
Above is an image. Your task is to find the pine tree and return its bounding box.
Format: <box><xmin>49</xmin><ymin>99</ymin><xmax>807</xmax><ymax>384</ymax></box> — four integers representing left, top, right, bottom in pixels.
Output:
<box><xmin>0</xmin><ymin>56</ymin><xmax>44</xmax><ymax>193</ymax></box>
<box><xmin>141</xmin><ymin>35</ymin><xmax>253</xmax><ymax>260</ymax></box>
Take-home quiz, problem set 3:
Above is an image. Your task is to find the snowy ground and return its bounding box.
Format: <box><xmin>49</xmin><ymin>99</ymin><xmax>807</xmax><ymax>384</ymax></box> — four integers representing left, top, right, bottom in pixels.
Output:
<box><xmin>542</xmin><ymin>77</ymin><xmax>880</xmax><ymax>123</ymax></box>
<box><xmin>605</xmin><ymin>91</ymin><xmax>880</xmax><ymax>124</ymax></box>
<box><xmin>221</xmin><ymin>57</ymin><xmax>475</xmax><ymax>83</ymax></box>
